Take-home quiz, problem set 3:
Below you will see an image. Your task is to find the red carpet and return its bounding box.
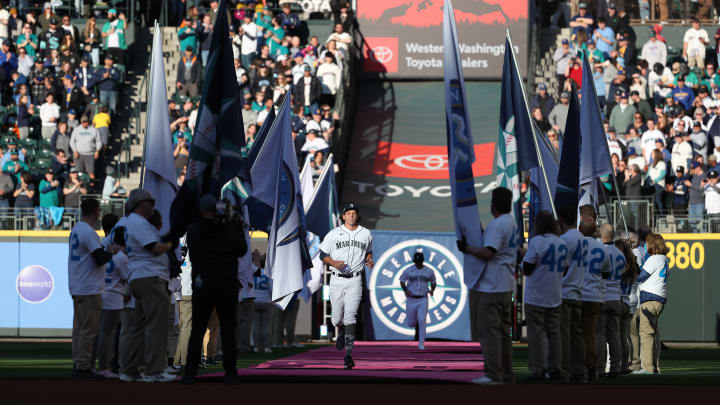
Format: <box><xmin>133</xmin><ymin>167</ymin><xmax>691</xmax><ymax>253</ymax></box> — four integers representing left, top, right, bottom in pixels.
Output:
<box><xmin>228</xmin><ymin>341</ymin><xmax>486</xmax><ymax>383</ymax></box>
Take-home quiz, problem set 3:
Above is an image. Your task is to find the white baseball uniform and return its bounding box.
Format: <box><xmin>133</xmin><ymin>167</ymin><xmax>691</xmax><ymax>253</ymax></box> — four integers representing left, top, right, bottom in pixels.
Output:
<box><xmin>320</xmin><ymin>224</ymin><xmax>373</xmax><ymax>327</ymax></box>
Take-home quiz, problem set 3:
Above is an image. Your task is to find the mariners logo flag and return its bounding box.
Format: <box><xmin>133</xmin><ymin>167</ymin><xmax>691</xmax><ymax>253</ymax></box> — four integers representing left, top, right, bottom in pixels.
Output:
<box><xmin>169</xmin><ymin>0</ymin><xmax>245</xmax><ymax>238</ymax></box>
<box><xmin>443</xmin><ymin>0</ymin><xmax>485</xmax><ymax>289</ymax></box>
<box><xmin>265</xmin><ymin>91</ymin><xmax>313</xmax><ymax>310</ymax></box>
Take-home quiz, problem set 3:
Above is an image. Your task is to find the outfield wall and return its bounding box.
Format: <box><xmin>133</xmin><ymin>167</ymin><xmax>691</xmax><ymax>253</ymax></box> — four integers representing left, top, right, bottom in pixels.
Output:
<box><xmin>0</xmin><ymin>232</ymin><xmax>718</xmax><ymax>342</ymax></box>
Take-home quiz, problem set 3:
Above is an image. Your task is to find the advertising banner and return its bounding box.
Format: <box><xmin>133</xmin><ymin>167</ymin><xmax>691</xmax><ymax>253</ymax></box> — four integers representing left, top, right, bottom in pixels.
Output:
<box><xmin>357</xmin><ymin>0</ymin><xmax>529</xmax><ymax>79</ymax></box>
<box><xmin>366</xmin><ymin>230</ymin><xmax>471</xmax><ymax>341</ymax></box>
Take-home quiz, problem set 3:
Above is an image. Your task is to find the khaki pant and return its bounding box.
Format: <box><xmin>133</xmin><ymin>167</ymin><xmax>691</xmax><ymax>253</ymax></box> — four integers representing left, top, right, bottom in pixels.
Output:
<box><xmin>581</xmin><ymin>301</ymin><xmax>601</xmax><ymax>375</ymax></box>
<box><xmin>123</xmin><ymin>277</ymin><xmax>170</xmax><ymax>377</ymax></box>
<box><xmin>97</xmin><ymin>309</ymin><xmax>121</xmax><ymax>370</ymax></box>
<box><xmin>476</xmin><ymin>291</ymin><xmax>514</xmax><ymax>383</ymax></box>
<box><xmin>174</xmin><ymin>296</ymin><xmax>192</xmax><ymax>366</ymax></box>
<box><xmin>167</xmin><ymin>300</ymin><xmax>179</xmax><ymax>359</ymax></box>
<box><xmin>619</xmin><ymin>303</ymin><xmax>632</xmax><ymax>373</ymax></box>
<box><xmin>639</xmin><ymin>301</ymin><xmax>664</xmax><ymax>373</ymax></box>
<box><xmin>237</xmin><ymin>299</ymin><xmax>255</xmax><ymax>352</ymax></box>
<box><xmin>629</xmin><ymin>308</ymin><xmax>641</xmax><ymax>371</ymax></box>
<box><xmin>72</xmin><ymin>294</ymin><xmax>103</xmax><ymax>370</ymax></box>
<box><xmin>560</xmin><ymin>299</ymin><xmax>585</xmax><ymax>379</ymax></box>
<box><xmin>118</xmin><ymin>308</ymin><xmax>135</xmax><ymax>371</ymax></box>
<box><xmin>468</xmin><ymin>290</ymin><xmax>483</xmax><ymax>342</ymax></box>
<box><xmin>657</xmin><ymin>0</ymin><xmax>669</xmax><ymax>20</ymax></box>
<box><xmin>525</xmin><ymin>303</ymin><xmax>562</xmax><ymax>377</ymax></box>
<box><xmin>203</xmin><ymin>309</ymin><xmax>219</xmax><ymax>360</ymax></box>
<box><xmin>596</xmin><ymin>300</ymin><xmax>622</xmax><ymax>373</ymax></box>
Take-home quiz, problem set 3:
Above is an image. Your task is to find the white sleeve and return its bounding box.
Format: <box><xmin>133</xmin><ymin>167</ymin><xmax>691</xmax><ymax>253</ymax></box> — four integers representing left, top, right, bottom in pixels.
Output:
<box><xmin>319</xmin><ymin>231</ymin><xmax>333</xmax><ymax>254</ymax></box>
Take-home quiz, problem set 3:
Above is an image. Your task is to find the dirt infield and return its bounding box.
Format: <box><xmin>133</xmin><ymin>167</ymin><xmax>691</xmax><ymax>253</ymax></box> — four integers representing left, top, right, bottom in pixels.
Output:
<box><xmin>2</xmin><ymin>380</ymin><xmax>719</xmax><ymax>404</ymax></box>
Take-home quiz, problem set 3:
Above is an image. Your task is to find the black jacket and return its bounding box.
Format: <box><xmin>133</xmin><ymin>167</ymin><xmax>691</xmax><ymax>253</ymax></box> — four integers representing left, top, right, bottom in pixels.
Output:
<box><xmin>186</xmin><ymin>217</ymin><xmax>248</xmax><ymax>286</ymax></box>
<box><xmin>176</xmin><ymin>55</ymin><xmax>201</xmax><ymax>85</ymax></box>
<box><xmin>294</xmin><ymin>76</ymin><xmax>322</xmax><ymax>107</ymax></box>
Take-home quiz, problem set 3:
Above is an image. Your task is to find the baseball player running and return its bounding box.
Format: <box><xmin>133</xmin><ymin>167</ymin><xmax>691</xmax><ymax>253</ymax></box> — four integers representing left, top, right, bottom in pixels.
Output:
<box><xmin>320</xmin><ymin>203</ymin><xmax>374</xmax><ymax>370</ymax></box>
<box><xmin>399</xmin><ymin>252</ymin><xmax>436</xmax><ymax>350</ymax></box>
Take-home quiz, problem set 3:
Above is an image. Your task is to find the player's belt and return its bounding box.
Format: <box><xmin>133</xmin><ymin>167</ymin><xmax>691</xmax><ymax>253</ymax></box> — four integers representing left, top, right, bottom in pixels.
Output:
<box><xmin>331</xmin><ymin>270</ymin><xmax>361</xmax><ymax>279</ymax></box>
<box><xmin>409</xmin><ymin>295</ymin><xmax>426</xmax><ymax>299</ymax></box>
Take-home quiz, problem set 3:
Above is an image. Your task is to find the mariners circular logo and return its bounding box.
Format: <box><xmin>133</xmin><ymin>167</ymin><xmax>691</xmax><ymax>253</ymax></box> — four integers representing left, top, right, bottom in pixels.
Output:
<box><xmin>16</xmin><ymin>265</ymin><xmax>54</xmax><ymax>304</ymax></box>
<box><xmin>370</xmin><ymin>46</ymin><xmax>393</xmax><ymax>64</ymax></box>
<box><xmin>369</xmin><ymin>239</ymin><xmax>467</xmax><ymax>335</ymax></box>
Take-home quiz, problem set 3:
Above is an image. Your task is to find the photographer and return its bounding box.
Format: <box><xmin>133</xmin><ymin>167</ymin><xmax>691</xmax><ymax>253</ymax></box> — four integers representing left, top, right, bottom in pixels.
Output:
<box><xmin>182</xmin><ymin>195</ymin><xmax>248</xmax><ymax>385</ymax></box>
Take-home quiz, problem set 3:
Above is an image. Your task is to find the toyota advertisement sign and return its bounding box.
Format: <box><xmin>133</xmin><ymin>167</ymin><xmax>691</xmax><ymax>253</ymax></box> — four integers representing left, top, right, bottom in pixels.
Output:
<box><xmin>357</xmin><ymin>0</ymin><xmax>528</xmax><ymax>79</ymax></box>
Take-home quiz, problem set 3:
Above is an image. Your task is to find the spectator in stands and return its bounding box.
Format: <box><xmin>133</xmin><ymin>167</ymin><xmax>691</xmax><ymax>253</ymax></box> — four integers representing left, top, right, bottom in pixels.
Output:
<box><xmin>0</xmin><ymin>138</ymin><xmax>24</xmax><ymax>167</ymax></box>
<box><xmin>197</xmin><ymin>14</ymin><xmax>213</xmax><ymax>67</ymax></box>
<box><xmin>178</xmin><ymin>16</ymin><xmax>197</xmax><ymax>56</ymax></box>
<box><xmin>554</xmin><ymin>39</ymin><xmax>574</xmax><ymax>88</ymax></box>
<box><xmin>707</xmin><ymin>155</ymin><xmax>719</xmax><ymax>174</ymax></box>
<box><xmin>63</xmin><ymin>167</ymin><xmax>87</xmax><ymax>209</ymax></box>
<box><xmin>102</xmin><ymin>166</ymin><xmax>124</xmax><ymax>199</ymax></box>
<box><xmin>531</xmin><ymin>82</ymin><xmax>555</xmax><ymax>119</ymax></box>
<box><xmin>672</xmin><ymin>76</ymin><xmax>695</xmax><ymax>113</ymax></box>
<box><xmin>81</xmin><ymin>16</ymin><xmax>101</xmax><ymax>66</ymax></box>
<box><xmin>609</xmin><ymin>91</ymin><xmax>635</xmax><ymax>137</ymax></box>
<box><xmin>60</xmin><ymin>14</ymin><xmax>78</xmax><ymax>39</ymax></box>
<box><xmin>39</xmin><ymin>17</ymin><xmax>62</xmax><ymax>60</ymax></box>
<box><xmin>316</xmin><ymin>53</ymin><xmax>341</xmax><ymax>107</ymax></box>
<box><xmin>51</xmin><ymin>148</ymin><xmax>70</xmax><ymax>186</ymax></box>
<box><xmin>172</xmin><ymin>119</ymin><xmax>192</xmax><ymax>145</ymax></box>
<box><xmin>38</xmin><ymin>3</ymin><xmax>54</xmax><ymax>32</ymax></box>
<box><xmin>333</xmin><ymin>1</ymin><xmax>355</xmax><ymax>33</ymax></box>
<box><xmin>0</xmin><ymin>169</ymin><xmax>12</xmax><ymax>207</ymax></box>
<box><xmin>39</xmin><ymin>168</ymin><xmax>60</xmax><ymax>208</ymax></box>
<box><xmin>301</xmin><ymin>128</ymin><xmax>329</xmax><ymax>159</ymax></box>
<box><xmin>101</xmin><ymin>9</ymin><xmax>126</xmax><ymax>66</ymax></box>
<box><xmin>95</xmin><ymin>56</ymin><xmax>120</xmax><ymax>116</ymax></box>
<box><xmin>690</xmin><ymin>121</ymin><xmax>708</xmax><ymax>161</ymax></box>
<box><xmin>2</xmin><ymin>147</ymin><xmax>27</xmax><ymax>182</ymax></box>
<box><xmin>51</xmin><ymin>120</ymin><xmax>71</xmax><ymax>154</ymax></box>
<box><xmin>648</xmin><ymin>62</ymin><xmax>674</xmax><ymax>107</ymax></box>
<box><xmin>295</xmin><ymin>65</ymin><xmax>321</xmax><ymax>111</ymax></box>
<box><xmin>641</xmin><ymin>30</ymin><xmax>666</xmax><ymax>70</ymax></box>
<box><xmin>627</xmin><ymin>111</ymin><xmax>647</xmax><ymax>136</ymax></box>
<box><xmin>533</xmin><ymin>107</ymin><xmax>551</xmax><ymax>133</ymax></box>
<box><xmin>569</xmin><ymin>3</ymin><xmax>593</xmax><ymax>37</ymax></box>
<box><xmin>683</xmin><ymin>18</ymin><xmax>709</xmax><ymax>70</ymax></box>
<box><xmin>61</xmin><ymin>74</ymin><xmax>84</xmax><ymax>114</ymax></box>
<box><xmin>279</xmin><ymin>4</ymin><xmax>300</xmax><ymax>37</ymax></box>
<box><xmin>549</xmin><ymin>91</ymin><xmax>570</xmax><ymax>134</ymax></box>
<box><xmin>593</xmin><ymin>17</ymin><xmax>614</xmax><ymax>57</ymax></box>
<box><xmin>327</xmin><ymin>23</ymin><xmax>352</xmax><ymax>55</ymax></box>
<box><xmin>17</xmin><ymin>22</ymin><xmax>38</xmax><ymax>60</ymax></box>
<box><xmin>240</xmin><ymin>14</ymin><xmax>259</xmax><ymax>71</ymax></box>
<box><xmin>672</xmin><ymin>166</ymin><xmax>689</xmax><ymax>213</ymax></box>
<box><xmin>655</xmin><ymin>138</ymin><xmax>671</xmax><ymax>164</ymax></box>
<box><xmin>649</xmin><ymin>149</ymin><xmax>667</xmax><ymax>214</ymax></box>
<box><xmin>671</xmin><ymin>131</ymin><xmax>693</xmax><ymax>172</ymax></box>
<box><xmin>617</xmin><ymin>34</ymin><xmax>636</xmax><ymax>69</ymax></box>
<box><xmin>93</xmin><ymin>105</ymin><xmax>111</xmax><ymax>147</ymax></box>
<box><xmin>39</xmin><ymin>92</ymin><xmax>61</xmax><ymax>140</ymax></box>
<box><xmin>173</xmin><ymin>134</ymin><xmax>190</xmax><ymax>170</ymax></box>
<box><xmin>703</xmin><ymin>171</ymin><xmax>720</xmax><ymax>215</ymax></box>
<box><xmin>13</xmin><ymin>172</ymin><xmax>34</xmax><ymax>209</ymax></box>
<box><xmin>566</xmin><ymin>56</ymin><xmax>582</xmax><ymax>89</ymax></box>
<box><xmin>176</xmin><ymin>46</ymin><xmax>201</xmax><ymax>99</ymax></box>
<box><xmin>622</xmin><ymin>163</ymin><xmax>643</xmax><ymax>198</ymax></box>
<box><xmin>16</xmin><ymin>94</ymin><xmax>33</xmax><ymax>140</ymax></box>
<box><xmin>16</xmin><ymin>47</ymin><xmax>33</xmax><ymax>79</ymax></box>
<box><xmin>241</xmin><ymin>99</ymin><xmax>257</xmax><ymax>134</ymax></box>
<box><xmin>70</xmin><ymin>115</ymin><xmax>102</xmax><ymax>180</ymax></box>
<box><xmin>627</xmin><ymin>147</ymin><xmax>646</xmax><ymax>173</ymax></box>
<box><xmin>607</xmin><ymin>127</ymin><xmax>625</xmax><ymax>158</ymax></box>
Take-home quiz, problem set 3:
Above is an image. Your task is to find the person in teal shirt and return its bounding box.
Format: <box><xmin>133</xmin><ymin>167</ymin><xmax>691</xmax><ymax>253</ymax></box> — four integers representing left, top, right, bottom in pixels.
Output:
<box><xmin>266</xmin><ymin>17</ymin><xmax>285</xmax><ymax>56</ymax></box>
<box><xmin>2</xmin><ymin>150</ymin><xmax>28</xmax><ymax>182</ymax></box>
<box><xmin>39</xmin><ymin>168</ymin><xmax>60</xmax><ymax>207</ymax></box>
<box><xmin>16</xmin><ymin>23</ymin><xmax>39</xmax><ymax>60</ymax></box>
<box><xmin>178</xmin><ymin>16</ymin><xmax>197</xmax><ymax>55</ymax></box>
<box><xmin>586</xmin><ymin>40</ymin><xmax>605</xmax><ymax>64</ymax></box>
<box><xmin>172</xmin><ymin>121</ymin><xmax>192</xmax><ymax>145</ymax></box>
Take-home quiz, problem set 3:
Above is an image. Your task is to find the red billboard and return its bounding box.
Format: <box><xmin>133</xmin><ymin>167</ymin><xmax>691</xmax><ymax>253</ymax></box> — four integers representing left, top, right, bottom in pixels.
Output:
<box><xmin>357</xmin><ymin>0</ymin><xmax>529</xmax><ymax>79</ymax></box>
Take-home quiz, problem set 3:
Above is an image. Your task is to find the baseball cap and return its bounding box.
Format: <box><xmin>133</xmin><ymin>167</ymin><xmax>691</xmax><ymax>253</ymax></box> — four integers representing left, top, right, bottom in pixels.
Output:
<box><xmin>619</xmin><ymin>90</ymin><xmax>628</xmax><ymax>99</ymax></box>
<box><xmin>560</xmin><ymin>91</ymin><xmax>569</xmax><ymax>98</ymax></box>
<box><xmin>80</xmin><ymin>115</ymin><xmax>90</xmax><ymax>122</ymax></box>
<box><xmin>587</xmin><ymin>39</ymin><xmax>594</xmax><ymax>45</ymax></box>
<box><xmin>49</xmin><ymin>17</ymin><xmax>57</xmax><ymax>24</ymax></box>
<box><xmin>108</xmin><ymin>8</ymin><xmax>117</xmax><ymax>14</ymax></box>
<box><xmin>68</xmin><ymin>108</ymin><xmax>76</xmax><ymax>114</ymax></box>
<box><xmin>303</xmin><ymin>65</ymin><xmax>312</xmax><ymax>72</ymax></box>
<box><xmin>692</xmin><ymin>161</ymin><xmax>702</xmax><ymax>169</ymax></box>
<box><xmin>1</xmin><ymin>39</ymin><xmax>10</xmax><ymax>47</ymax></box>
<box><xmin>649</xmin><ymin>30</ymin><xmax>657</xmax><ymax>37</ymax></box>
<box><xmin>104</xmin><ymin>54</ymin><xmax>114</xmax><ymax>61</ymax></box>
<box><xmin>579</xmin><ymin>2</ymin><xmax>587</xmax><ymax>8</ymax></box>
<box><xmin>700</xmin><ymin>85</ymin><xmax>710</xmax><ymax>93</ymax></box>
<box><xmin>693</xmin><ymin>121</ymin><xmax>702</xmax><ymax>128</ymax></box>
<box><xmin>708</xmin><ymin>170</ymin><xmax>719</xmax><ymax>179</ymax></box>
<box><xmin>538</xmin><ymin>82</ymin><xmax>547</xmax><ymax>90</ymax></box>
<box><xmin>312</xmin><ymin>107</ymin><xmax>321</xmax><ymax>115</ymax></box>
<box><xmin>676</xmin><ymin>166</ymin><xmax>685</xmax><ymax>173</ymax></box>
<box><xmin>10</xmin><ymin>149</ymin><xmax>18</xmax><ymax>155</ymax></box>
<box><xmin>294</xmin><ymin>52</ymin><xmax>304</xmax><ymax>58</ymax></box>
<box><xmin>655</xmin><ymin>138</ymin><xmax>665</xmax><ymax>145</ymax></box>
<box><xmin>608</xmin><ymin>3</ymin><xmax>616</xmax><ymax>9</ymax></box>
<box><xmin>277</xmin><ymin>54</ymin><xmax>287</xmax><ymax>62</ymax></box>
<box><xmin>199</xmin><ymin>194</ymin><xmax>217</xmax><ymax>213</ymax></box>
<box><xmin>185</xmin><ymin>45</ymin><xmax>193</xmax><ymax>52</ymax></box>
<box><xmin>342</xmin><ymin>202</ymin><xmax>359</xmax><ymax>215</ymax></box>
<box><xmin>308</xmin><ymin>128</ymin><xmax>320</xmax><ymax>135</ymax></box>
<box><xmin>629</xmin><ymin>90</ymin><xmax>640</xmax><ymax>97</ymax></box>
<box><xmin>627</xmin><ymin>147</ymin><xmax>636</xmax><ymax>155</ymax></box>
<box><xmin>709</xmin><ymin>155</ymin><xmax>718</xmax><ymax>162</ymax></box>
<box><xmin>7</xmin><ymin>137</ymin><xmax>17</xmax><ymax>145</ymax></box>
<box><xmin>127</xmin><ymin>188</ymin><xmax>155</xmax><ymax>212</ymax></box>
<box><xmin>46</xmin><ymin>168</ymin><xmax>54</xmax><ymax>174</ymax></box>
<box><xmin>176</xmin><ymin>132</ymin><xmax>185</xmax><ymax>138</ymax></box>
<box><xmin>561</xmin><ymin>39</ymin><xmax>569</xmax><ymax>45</ymax></box>
<box><xmin>677</xmin><ymin>75</ymin><xmax>686</xmax><ymax>82</ymax></box>
<box><xmin>70</xmin><ymin>167</ymin><xmax>79</xmax><ymax>173</ymax></box>
<box><xmin>63</xmin><ymin>74</ymin><xmax>73</xmax><ymax>81</ymax></box>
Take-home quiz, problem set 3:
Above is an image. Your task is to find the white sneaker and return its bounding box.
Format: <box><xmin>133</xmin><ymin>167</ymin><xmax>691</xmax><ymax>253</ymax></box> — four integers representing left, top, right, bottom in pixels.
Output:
<box><xmin>141</xmin><ymin>371</ymin><xmax>177</xmax><ymax>382</ymax></box>
<box><xmin>418</xmin><ymin>342</ymin><xmax>425</xmax><ymax>350</ymax></box>
<box><xmin>263</xmin><ymin>347</ymin><xmax>273</xmax><ymax>353</ymax></box>
<box><xmin>119</xmin><ymin>373</ymin><xmax>135</xmax><ymax>382</ymax></box>
<box><xmin>631</xmin><ymin>369</ymin><xmax>652</xmax><ymax>375</ymax></box>
<box><xmin>164</xmin><ymin>366</ymin><xmax>181</xmax><ymax>374</ymax></box>
<box><xmin>471</xmin><ymin>375</ymin><xmax>501</xmax><ymax>385</ymax></box>
<box><xmin>98</xmin><ymin>370</ymin><xmax>119</xmax><ymax>379</ymax></box>
<box><xmin>291</xmin><ymin>342</ymin><xmax>305</xmax><ymax>348</ymax></box>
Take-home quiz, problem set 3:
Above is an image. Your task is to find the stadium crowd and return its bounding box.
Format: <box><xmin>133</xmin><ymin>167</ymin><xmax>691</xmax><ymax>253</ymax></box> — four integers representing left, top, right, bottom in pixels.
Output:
<box><xmin>0</xmin><ymin>2</ymin><xmax>127</xmax><ymax>225</ymax></box>
<box><xmin>532</xmin><ymin>2</ymin><xmax>720</xmax><ymax>225</ymax></box>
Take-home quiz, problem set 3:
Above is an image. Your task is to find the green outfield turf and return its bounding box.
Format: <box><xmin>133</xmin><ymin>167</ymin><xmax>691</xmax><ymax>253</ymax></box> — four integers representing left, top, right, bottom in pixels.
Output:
<box><xmin>0</xmin><ymin>341</ymin><xmax>718</xmax><ymax>384</ymax></box>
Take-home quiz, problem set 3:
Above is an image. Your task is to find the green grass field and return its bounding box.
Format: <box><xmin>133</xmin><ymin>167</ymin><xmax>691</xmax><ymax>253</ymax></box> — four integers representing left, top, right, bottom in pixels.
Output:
<box><xmin>1</xmin><ymin>341</ymin><xmax>718</xmax><ymax>385</ymax></box>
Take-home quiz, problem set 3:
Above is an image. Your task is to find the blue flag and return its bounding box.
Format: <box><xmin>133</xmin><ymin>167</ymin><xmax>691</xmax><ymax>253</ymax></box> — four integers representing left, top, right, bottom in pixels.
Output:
<box><xmin>555</xmin><ymin>89</ymin><xmax>581</xmax><ymax>209</ymax></box>
<box><xmin>529</xmin><ymin>123</ymin><xmax>559</xmax><ymax>234</ymax></box>
<box><xmin>143</xmin><ymin>23</ymin><xmax>177</xmax><ymax>235</ymax></box>
<box><xmin>169</xmin><ymin>0</ymin><xmax>245</xmax><ymax>238</ymax></box>
<box><xmin>443</xmin><ymin>0</ymin><xmax>485</xmax><ymax>290</ymax></box>
<box><xmin>305</xmin><ymin>153</ymin><xmax>340</xmax><ymax>239</ymax></box>
<box><xmin>265</xmin><ymin>91</ymin><xmax>313</xmax><ymax>310</ymax></box>
<box><xmin>579</xmin><ymin>52</ymin><xmax>613</xmax><ymax>213</ymax></box>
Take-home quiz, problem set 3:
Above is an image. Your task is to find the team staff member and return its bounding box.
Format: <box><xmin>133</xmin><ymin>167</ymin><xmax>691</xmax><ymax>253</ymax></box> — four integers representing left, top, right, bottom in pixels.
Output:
<box><xmin>68</xmin><ymin>198</ymin><xmax>121</xmax><ymax>380</ymax></box>
<box><xmin>558</xmin><ymin>205</ymin><xmax>586</xmax><ymax>382</ymax></box>
<box><xmin>183</xmin><ymin>195</ymin><xmax>248</xmax><ymax>384</ymax></box>
<box><xmin>457</xmin><ymin>187</ymin><xmax>518</xmax><ymax>385</ymax></box>
<box><xmin>579</xmin><ymin>216</ymin><xmax>611</xmax><ymax>382</ymax></box>
<box><xmin>121</xmin><ymin>189</ymin><xmax>176</xmax><ymax>383</ymax></box>
<box><xmin>320</xmin><ymin>203</ymin><xmax>374</xmax><ymax>370</ymax></box>
<box><xmin>399</xmin><ymin>252</ymin><xmax>436</xmax><ymax>350</ymax></box>
<box><xmin>597</xmin><ymin>224</ymin><xmax>624</xmax><ymax>378</ymax></box>
<box><xmin>522</xmin><ymin>211</ymin><xmax>567</xmax><ymax>381</ymax></box>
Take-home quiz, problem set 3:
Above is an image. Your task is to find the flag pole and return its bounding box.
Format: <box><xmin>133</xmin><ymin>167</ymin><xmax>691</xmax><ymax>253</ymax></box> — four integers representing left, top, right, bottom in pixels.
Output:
<box><xmin>506</xmin><ymin>29</ymin><xmax>557</xmax><ymax>219</ymax></box>
<box><xmin>581</xmin><ymin>51</ymin><xmax>629</xmax><ymax>236</ymax></box>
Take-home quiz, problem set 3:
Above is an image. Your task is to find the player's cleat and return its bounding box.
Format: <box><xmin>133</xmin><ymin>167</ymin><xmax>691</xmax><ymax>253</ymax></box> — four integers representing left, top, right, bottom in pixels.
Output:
<box><xmin>72</xmin><ymin>369</ymin><xmax>105</xmax><ymax>381</ymax></box>
<box><xmin>97</xmin><ymin>369</ymin><xmax>119</xmax><ymax>379</ymax></box>
<box><xmin>343</xmin><ymin>354</ymin><xmax>355</xmax><ymax>370</ymax></box>
<box><xmin>631</xmin><ymin>369</ymin><xmax>652</xmax><ymax>375</ymax></box>
<box><xmin>418</xmin><ymin>342</ymin><xmax>425</xmax><ymax>350</ymax></box>
<box><xmin>470</xmin><ymin>375</ymin><xmax>501</xmax><ymax>385</ymax></box>
<box><xmin>141</xmin><ymin>371</ymin><xmax>177</xmax><ymax>383</ymax></box>
<box><xmin>119</xmin><ymin>373</ymin><xmax>137</xmax><ymax>382</ymax></box>
<box><xmin>336</xmin><ymin>326</ymin><xmax>345</xmax><ymax>350</ymax></box>
<box><xmin>291</xmin><ymin>342</ymin><xmax>305</xmax><ymax>348</ymax></box>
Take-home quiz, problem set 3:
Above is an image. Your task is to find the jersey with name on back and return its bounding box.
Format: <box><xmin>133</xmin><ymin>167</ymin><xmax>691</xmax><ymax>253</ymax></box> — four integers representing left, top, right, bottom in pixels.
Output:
<box><xmin>560</xmin><ymin>228</ymin><xmax>586</xmax><ymax>301</ymax></box>
<box><xmin>68</xmin><ymin>221</ymin><xmax>104</xmax><ymax>296</ymax></box>
<box><xmin>476</xmin><ymin>213</ymin><xmax>518</xmax><ymax>293</ymax></box>
<box><xmin>581</xmin><ymin>236</ymin><xmax>611</xmax><ymax>303</ymax></box>
<box><xmin>639</xmin><ymin>254</ymin><xmax>668</xmax><ymax>301</ymax></box>
<box><xmin>101</xmin><ymin>233</ymin><xmax>129</xmax><ymax>310</ymax></box>
<box><xmin>320</xmin><ymin>224</ymin><xmax>373</xmax><ymax>274</ymax></box>
<box><xmin>252</xmin><ymin>268</ymin><xmax>273</xmax><ymax>303</ymax></box>
<box><xmin>603</xmin><ymin>243</ymin><xmax>625</xmax><ymax>302</ymax></box>
<box><xmin>523</xmin><ymin>234</ymin><xmax>568</xmax><ymax>308</ymax></box>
